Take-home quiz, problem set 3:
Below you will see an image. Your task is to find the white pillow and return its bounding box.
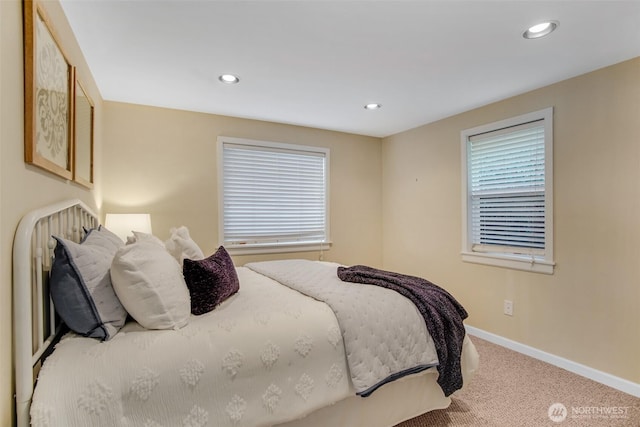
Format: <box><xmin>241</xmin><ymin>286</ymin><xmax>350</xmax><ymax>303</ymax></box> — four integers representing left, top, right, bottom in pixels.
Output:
<box><xmin>126</xmin><ymin>231</ymin><xmax>165</xmax><ymax>247</ymax></box>
<box><xmin>110</xmin><ymin>241</ymin><xmax>190</xmax><ymax>330</ymax></box>
<box><xmin>164</xmin><ymin>226</ymin><xmax>204</xmax><ymax>266</ymax></box>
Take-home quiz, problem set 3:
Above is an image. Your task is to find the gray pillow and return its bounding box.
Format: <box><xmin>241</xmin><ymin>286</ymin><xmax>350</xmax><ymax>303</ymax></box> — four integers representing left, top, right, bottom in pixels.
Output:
<box><xmin>50</xmin><ymin>228</ymin><xmax>127</xmax><ymax>340</ymax></box>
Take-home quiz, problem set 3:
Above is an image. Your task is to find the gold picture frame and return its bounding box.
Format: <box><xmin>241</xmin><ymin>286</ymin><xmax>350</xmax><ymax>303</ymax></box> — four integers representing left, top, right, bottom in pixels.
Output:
<box><xmin>24</xmin><ymin>0</ymin><xmax>74</xmax><ymax>180</ymax></box>
<box><xmin>73</xmin><ymin>79</ymin><xmax>94</xmax><ymax>188</ymax></box>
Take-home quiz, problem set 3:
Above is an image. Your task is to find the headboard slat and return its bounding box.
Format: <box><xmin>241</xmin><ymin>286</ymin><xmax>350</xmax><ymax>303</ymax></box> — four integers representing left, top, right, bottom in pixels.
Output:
<box><xmin>35</xmin><ymin>229</ymin><xmax>44</xmax><ymax>351</ymax></box>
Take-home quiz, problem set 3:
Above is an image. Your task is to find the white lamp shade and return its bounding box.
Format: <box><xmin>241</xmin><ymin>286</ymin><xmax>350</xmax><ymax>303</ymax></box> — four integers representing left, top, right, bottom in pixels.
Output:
<box><xmin>105</xmin><ymin>213</ymin><xmax>152</xmax><ymax>242</ymax></box>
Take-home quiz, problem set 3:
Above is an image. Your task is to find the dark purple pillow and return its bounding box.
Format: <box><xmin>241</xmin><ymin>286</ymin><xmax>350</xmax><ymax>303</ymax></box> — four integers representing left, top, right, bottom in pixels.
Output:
<box><xmin>183</xmin><ymin>246</ymin><xmax>239</xmax><ymax>315</ymax></box>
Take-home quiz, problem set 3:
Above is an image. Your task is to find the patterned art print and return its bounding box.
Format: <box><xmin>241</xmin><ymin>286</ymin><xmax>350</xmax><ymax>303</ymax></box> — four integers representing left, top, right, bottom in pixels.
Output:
<box><xmin>35</xmin><ymin>10</ymin><xmax>69</xmax><ymax>170</ymax></box>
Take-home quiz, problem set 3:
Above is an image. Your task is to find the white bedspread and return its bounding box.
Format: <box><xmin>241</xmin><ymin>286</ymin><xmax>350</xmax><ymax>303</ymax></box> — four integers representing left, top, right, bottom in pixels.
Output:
<box><xmin>31</xmin><ymin>267</ymin><xmax>352</xmax><ymax>427</ymax></box>
<box><xmin>245</xmin><ymin>260</ymin><xmax>439</xmax><ymax>396</ymax></box>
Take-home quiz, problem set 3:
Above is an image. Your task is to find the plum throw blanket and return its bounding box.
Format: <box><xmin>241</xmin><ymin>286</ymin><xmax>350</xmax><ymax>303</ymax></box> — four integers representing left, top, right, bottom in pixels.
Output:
<box><xmin>337</xmin><ymin>265</ymin><xmax>468</xmax><ymax>396</ymax></box>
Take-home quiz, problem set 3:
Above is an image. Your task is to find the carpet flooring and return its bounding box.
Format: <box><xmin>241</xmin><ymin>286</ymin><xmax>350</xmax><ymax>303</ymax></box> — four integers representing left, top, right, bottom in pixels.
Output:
<box><xmin>396</xmin><ymin>337</ymin><xmax>640</xmax><ymax>426</ymax></box>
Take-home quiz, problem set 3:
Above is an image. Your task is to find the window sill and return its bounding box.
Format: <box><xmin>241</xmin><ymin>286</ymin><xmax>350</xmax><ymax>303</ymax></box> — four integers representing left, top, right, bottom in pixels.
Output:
<box><xmin>225</xmin><ymin>241</ymin><xmax>332</xmax><ymax>256</ymax></box>
<box><xmin>461</xmin><ymin>251</ymin><xmax>555</xmax><ymax>274</ymax></box>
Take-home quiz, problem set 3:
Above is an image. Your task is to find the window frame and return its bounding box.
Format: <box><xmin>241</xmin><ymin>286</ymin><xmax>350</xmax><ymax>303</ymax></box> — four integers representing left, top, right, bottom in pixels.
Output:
<box><xmin>460</xmin><ymin>107</ymin><xmax>555</xmax><ymax>274</ymax></box>
<box><xmin>217</xmin><ymin>136</ymin><xmax>331</xmax><ymax>255</ymax></box>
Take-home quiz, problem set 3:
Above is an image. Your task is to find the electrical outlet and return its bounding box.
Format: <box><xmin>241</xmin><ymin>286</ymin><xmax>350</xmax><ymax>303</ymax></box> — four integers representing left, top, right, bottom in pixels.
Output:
<box><xmin>504</xmin><ymin>300</ymin><xmax>514</xmax><ymax>316</ymax></box>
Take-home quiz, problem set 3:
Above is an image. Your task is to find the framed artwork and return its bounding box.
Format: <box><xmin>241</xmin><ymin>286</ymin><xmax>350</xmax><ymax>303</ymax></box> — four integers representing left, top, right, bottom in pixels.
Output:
<box><xmin>24</xmin><ymin>0</ymin><xmax>74</xmax><ymax>180</ymax></box>
<box><xmin>73</xmin><ymin>79</ymin><xmax>94</xmax><ymax>188</ymax></box>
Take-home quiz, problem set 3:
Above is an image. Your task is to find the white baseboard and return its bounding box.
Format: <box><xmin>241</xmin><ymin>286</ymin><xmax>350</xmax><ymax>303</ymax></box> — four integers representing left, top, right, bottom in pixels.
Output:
<box><xmin>465</xmin><ymin>325</ymin><xmax>640</xmax><ymax>398</ymax></box>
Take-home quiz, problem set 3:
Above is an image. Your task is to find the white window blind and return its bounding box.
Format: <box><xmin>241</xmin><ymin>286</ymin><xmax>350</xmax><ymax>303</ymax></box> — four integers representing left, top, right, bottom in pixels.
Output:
<box><xmin>468</xmin><ymin>120</ymin><xmax>545</xmax><ymax>255</ymax></box>
<box><xmin>219</xmin><ymin>138</ymin><xmax>329</xmax><ymax>252</ymax></box>
<box><xmin>461</xmin><ymin>107</ymin><xmax>554</xmax><ymax>274</ymax></box>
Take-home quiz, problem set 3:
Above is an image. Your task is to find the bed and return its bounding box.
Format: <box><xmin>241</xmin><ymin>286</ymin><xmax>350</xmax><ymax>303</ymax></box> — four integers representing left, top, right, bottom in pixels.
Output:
<box><xmin>13</xmin><ymin>199</ymin><xmax>479</xmax><ymax>427</ymax></box>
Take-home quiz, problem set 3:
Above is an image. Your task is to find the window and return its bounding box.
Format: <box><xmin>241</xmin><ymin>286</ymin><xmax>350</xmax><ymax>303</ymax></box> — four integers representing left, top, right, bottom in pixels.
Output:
<box><xmin>218</xmin><ymin>136</ymin><xmax>330</xmax><ymax>254</ymax></box>
<box><xmin>461</xmin><ymin>108</ymin><xmax>554</xmax><ymax>274</ymax></box>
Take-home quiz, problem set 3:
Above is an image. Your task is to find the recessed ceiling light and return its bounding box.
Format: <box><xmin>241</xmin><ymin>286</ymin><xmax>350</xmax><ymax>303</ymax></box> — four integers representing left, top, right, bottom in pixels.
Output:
<box><xmin>219</xmin><ymin>74</ymin><xmax>240</xmax><ymax>84</ymax></box>
<box><xmin>364</xmin><ymin>103</ymin><xmax>382</xmax><ymax>110</ymax></box>
<box><xmin>523</xmin><ymin>21</ymin><xmax>558</xmax><ymax>39</ymax></box>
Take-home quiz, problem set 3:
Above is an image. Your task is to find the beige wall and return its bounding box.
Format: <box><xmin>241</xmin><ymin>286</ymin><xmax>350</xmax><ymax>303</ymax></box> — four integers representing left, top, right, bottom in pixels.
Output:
<box><xmin>2</xmin><ymin>0</ymin><xmax>638</xmax><ymax>422</ymax></box>
<box><xmin>382</xmin><ymin>57</ymin><xmax>640</xmax><ymax>384</ymax></box>
<box><xmin>0</xmin><ymin>0</ymin><xmax>102</xmax><ymax>424</ymax></box>
<box><xmin>101</xmin><ymin>102</ymin><xmax>383</xmax><ymax>267</ymax></box>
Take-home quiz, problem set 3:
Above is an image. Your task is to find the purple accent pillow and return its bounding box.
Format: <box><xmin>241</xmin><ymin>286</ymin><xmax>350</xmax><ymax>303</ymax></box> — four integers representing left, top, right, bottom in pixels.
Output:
<box><xmin>183</xmin><ymin>246</ymin><xmax>239</xmax><ymax>315</ymax></box>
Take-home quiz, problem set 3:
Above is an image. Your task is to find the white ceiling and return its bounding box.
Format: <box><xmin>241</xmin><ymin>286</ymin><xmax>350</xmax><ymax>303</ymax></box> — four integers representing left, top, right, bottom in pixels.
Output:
<box><xmin>60</xmin><ymin>1</ymin><xmax>640</xmax><ymax>138</ymax></box>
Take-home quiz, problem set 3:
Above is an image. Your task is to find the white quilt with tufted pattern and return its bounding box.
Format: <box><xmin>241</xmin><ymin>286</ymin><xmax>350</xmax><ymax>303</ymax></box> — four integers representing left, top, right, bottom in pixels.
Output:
<box><xmin>31</xmin><ymin>267</ymin><xmax>352</xmax><ymax>427</ymax></box>
<box><xmin>245</xmin><ymin>260</ymin><xmax>439</xmax><ymax>396</ymax></box>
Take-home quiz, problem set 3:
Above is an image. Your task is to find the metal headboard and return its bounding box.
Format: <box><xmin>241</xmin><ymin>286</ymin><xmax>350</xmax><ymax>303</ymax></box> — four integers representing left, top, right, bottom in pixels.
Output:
<box><xmin>13</xmin><ymin>199</ymin><xmax>99</xmax><ymax>427</ymax></box>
